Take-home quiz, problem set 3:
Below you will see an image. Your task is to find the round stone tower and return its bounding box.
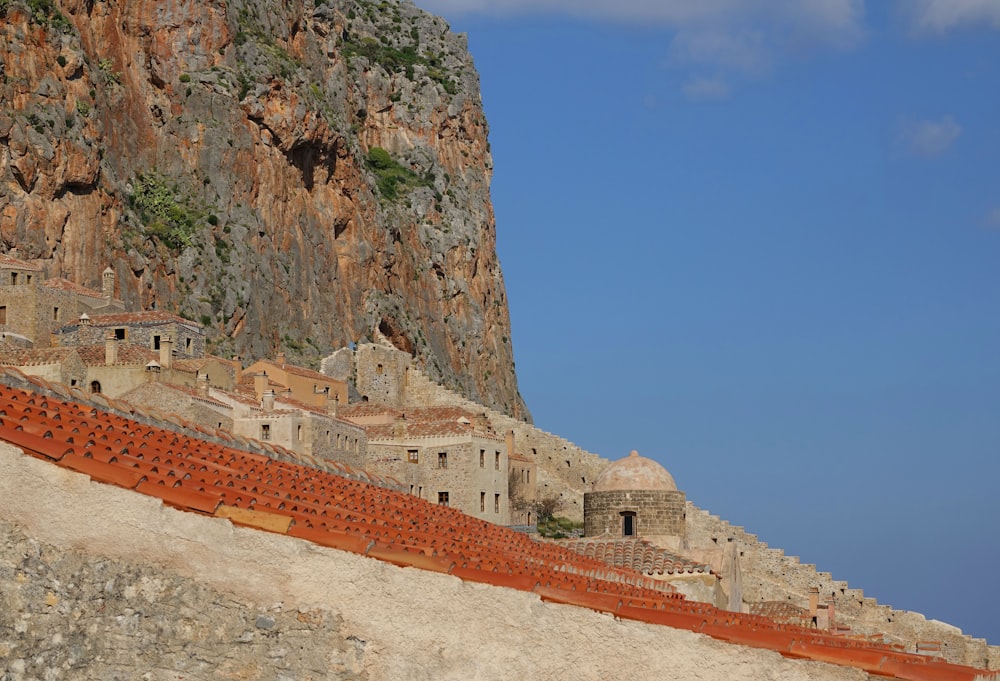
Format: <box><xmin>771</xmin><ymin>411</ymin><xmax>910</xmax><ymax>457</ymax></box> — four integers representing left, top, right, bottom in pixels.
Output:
<box><xmin>584</xmin><ymin>450</ymin><xmax>686</xmax><ymax>548</ymax></box>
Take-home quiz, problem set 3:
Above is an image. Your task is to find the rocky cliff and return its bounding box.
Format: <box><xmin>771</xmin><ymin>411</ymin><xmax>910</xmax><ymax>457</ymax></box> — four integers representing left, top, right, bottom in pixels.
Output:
<box><xmin>0</xmin><ymin>0</ymin><xmax>528</xmax><ymax>418</ymax></box>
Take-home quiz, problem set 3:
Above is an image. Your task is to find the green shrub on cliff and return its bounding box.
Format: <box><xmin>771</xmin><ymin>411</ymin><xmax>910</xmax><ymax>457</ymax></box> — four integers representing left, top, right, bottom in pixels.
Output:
<box><xmin>129</xmin><ymin>173</ymin><xmax>205</xmax><ymax>252</ymax></box>
<box><xmin>365</xmin><ymin>147</ymin><xmax>434</xmax><ymax>201</ymax></box>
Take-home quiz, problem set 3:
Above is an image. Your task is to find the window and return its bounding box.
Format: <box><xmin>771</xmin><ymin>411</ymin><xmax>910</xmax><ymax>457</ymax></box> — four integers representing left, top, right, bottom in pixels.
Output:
<box><xmin>479</xmin><ymin>449</ymin><xmax>485</xmax><ymax>468</ymax></box>
<box><xmin>10</xmin><ymin>272</ymin><xmax>17</xmax><ymax>285</ymax></box>
<box><xmin>0</xmin><ymin>306</ymin><xmax>6</xmax><ymax>324</ymax></box>
<box><xmin>260</xmin><ymin>424</ymin><xmax>271</xmax><ymax>441</ymax></box>
<box><xmin>494</xmin><ymin>493</ymin><xmax>500</xmax><ymax>514</ymax></box>
<box><xmin>376</xmin><ymin>363</ymin><xmax>384</xmax><ymax>374</ymax></box>
<box><xmin>185</xmin><ymin>338</ymin><xmax>192</xmax><ymax>351</ymax></box>
<box><xmin>152</xmin><ymin>335</ymin><xmax>161</xmax><ymax>350</ymax></box>
<box><xmin>438</xmin><ymin>452</ymin><xmax>447</xmax><ymax>469</ymax></box>
<box><xmin>621</xmin><ymin>511</ymin><xmax>636</xmax><ymax>537</ymax></box>
<box><xmin>114</xmin><ymin>328</ymin><xmax>125</xmax><ymax>340</ymax></box>
<box><xmin>52</xmin><ymin>307</ymin><xmax>59</xmax><ymax>321</ymax></box>
<box><xmin>480</xmin><ymin>492</ymin><xmax>486</xmax><ymax>512</ymax></box>
<box><xmin>494</xmin><ymin>451</ymin><xmax>500</xmax><ymax>470</ymax></box>
<box><xmin>418</xmin><ymin>486</ymin><xmax>423</xmax><ymax>498</ymax></box>
<box><xmin>25</xmin><ymin>275</ymin><xmax>31</xmax><ymax>284</ymax></box>
<box><xmin>296</xmin><ymin>424</ymin><xmax>303</xmax><ymax>441</ymax></box>
<box><xmin>438</xmin><ymin>492</ymin><xmax>449</xmax><ymax>506</ymax></box>
<box><xmin>407</xmin><ymin>449</ymin><xmax>419</xmax><ymax>464</ymax></box>
<box><xmin>89</xmin><ymin>380</ymin><xmax>101</xmax><ymax>394</ymax></box>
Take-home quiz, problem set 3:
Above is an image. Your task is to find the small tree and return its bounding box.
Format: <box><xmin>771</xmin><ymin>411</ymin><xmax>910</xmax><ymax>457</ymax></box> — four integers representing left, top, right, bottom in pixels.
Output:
<box><xmin>534</xmin><ymin>494</ymin><xmax>562</xmax><ymax>524</ymax></box>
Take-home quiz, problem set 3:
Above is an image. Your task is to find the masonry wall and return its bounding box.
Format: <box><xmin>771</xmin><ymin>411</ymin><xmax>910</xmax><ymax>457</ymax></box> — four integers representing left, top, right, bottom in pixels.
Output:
<box><xmin>0</xmin><ymin>284</ymin><xmax>78</xmax><ymax>344</ymax></box>
<box><xmin>584</xmin><ymin>489</ymin><xmax>687</xmax><ymax>539</ymax></box>
<box><xmin>365</xmin><ymin>435</ymin><xmax>509</xmax><ymax>523</ymax></box>
<box><xmin>686</xmin><ymin>503</ymin><xmax>1000</xmax><ymax>670</ymax></box>
<box><xmin>56</xmin><ymin>322</ymin><xmax>205</xmax><ymax>358</ymax></box>
<box><xmin>0</xmin><ymin>443</ymin><xmax>874</xmax><ymax>681</ymax></box>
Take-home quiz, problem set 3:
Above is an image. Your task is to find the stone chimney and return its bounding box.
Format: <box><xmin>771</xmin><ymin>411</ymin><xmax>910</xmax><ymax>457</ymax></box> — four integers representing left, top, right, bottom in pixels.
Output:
<box><xmin>254</xmin><ymin>371</ymin><xmax>268</xmax><ymax>400</ymax></box>
<box><xmin>104</xmin><ymin>333</ymin><xmax>118</xmax><ymax>366</ymax></box>
<box><xmin>262</xmin><ymin>389</ymin><xmax>276</xmax><ymax>412</ymax></box>
<box><xmin>809</xmin><ymin>587</ymin><xmax>819</xmax><ymax>618</ymax></box>
<box><xmin>505</xmin><ymin>430</ymin><xmax>515</xmax><ymax>463</ymax></box>
<box><xmin>78</xmin><ymin>313</ymin><xmax>91</xmax><ymax>326</ymax></box>
<box><xmin>102</xmin><ymin>266</ymin><xmax>115</xmax><ymax>299</ymax></box>
<box><xmin>160</xmin><ymin>336</ymin><xmax>173</xmax><ymax>370</ymax></box>
<box><xmin>393</xmin><ymin>414</ymin><xmax>407</xmax><ymax>439</ymax></box>
<box><xmin>197</xmin><ymin>372</ymin><xmax>210</xmax><ymax>396</ymax></box>
<box><xmin>473</xmin><ymin>412</ymin><xmax>489</xmax><ymax>432</ymax></box>
<box><xmin>232</xmin><ymin>356</ymin><xmax>242</xmax><ymax>384</ymax></box>
<box><xmin>326</xmin><ymin>391</ymin><xmax>339</xmax><ymax>418</ymax></box>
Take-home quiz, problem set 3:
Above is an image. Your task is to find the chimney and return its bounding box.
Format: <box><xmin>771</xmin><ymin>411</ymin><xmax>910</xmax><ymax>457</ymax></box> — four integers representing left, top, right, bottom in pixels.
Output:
<box><xmin>232</xmin><ymin>355</ymin><xmax>242</xmax><ymax>384</ymax></box>
<box><xmin>78</xmin><ymin>313</ymin><xmax>91</xmax><ymax>326</ymax></box>
<box><xmin>473</xmin><ymin>412</ymin><xmax>489</xmax><ymax>432</ymax></box>
<box><xmin>262</xmin><ymin>389</ymin><xmax>275</xmax><ymax>412</ymax></box>
<box><xmin>505</xmin><ymin>430</ymin><xmax>515</xmax><ymax>463</ymax></box>
<box><xmin>808</xmin><ymin>587</ymin><xmax>819</xmax><ymax>618</ymax></box>
<box><xmin>327</xmin><ymin>392</ymin><xmax>340</xmax><ymax>417</ymax></box>
<box><xmin>104</xmin><ymin>332</ymin><xmax>118</xmax><ymax>366</ymax></box>
<box><xmin>254</xmin><ymin>371</ymin><xmax>268</xmax><ymax>400</ymax></box>
<box><xmin>393</xmin><ymin>414</ymin><xmax>407</xmax><ymax>439</ymax></box>
<box><xmin>197</xmin><ymin>372</ymin><xmax>210</xmax><ymax>396</ymax></box>
<box><xmin>276</xmin><ymin>351</ymin><xmax>286</xmax><ymax>367</ymax></box>
<box><xmin>102</xmin><ymin>266</ymin><xmax>115</xmax><ymax>299</ymax></box>
<box><xmin>160</xmin><ymin>336</ymin><xmax>173</xmax><ymax>369</ymax></box>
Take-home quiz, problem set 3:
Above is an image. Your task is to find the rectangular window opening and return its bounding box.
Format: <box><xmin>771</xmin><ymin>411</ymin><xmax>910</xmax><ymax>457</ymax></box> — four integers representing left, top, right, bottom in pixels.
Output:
<box><xmin>438</xmin><ymin>491</ymin><xmax>449</xmax><ymax>506</ymax></box>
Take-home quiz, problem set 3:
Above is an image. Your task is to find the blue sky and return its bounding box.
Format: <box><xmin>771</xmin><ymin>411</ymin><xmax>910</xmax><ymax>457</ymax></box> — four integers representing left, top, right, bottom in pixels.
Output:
<box><xmin>411</xmin><ymin>0</ymin><xmax>1000</xmax><ymax>643</ymax></box>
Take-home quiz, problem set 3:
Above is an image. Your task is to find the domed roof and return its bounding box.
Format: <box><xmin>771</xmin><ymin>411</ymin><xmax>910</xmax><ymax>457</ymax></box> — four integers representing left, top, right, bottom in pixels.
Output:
<box><xmin>592</xmin><ymin>450</ymin><xmax>677</xmax><ymax>493</ymax></box>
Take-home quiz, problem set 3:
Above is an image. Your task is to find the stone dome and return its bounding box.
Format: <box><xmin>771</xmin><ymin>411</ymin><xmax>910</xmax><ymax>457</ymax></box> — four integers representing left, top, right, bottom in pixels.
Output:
<box><xmin>593</xmin><ymin>450</ymin><xmax>677</xmax><ymax>493</ymax></box>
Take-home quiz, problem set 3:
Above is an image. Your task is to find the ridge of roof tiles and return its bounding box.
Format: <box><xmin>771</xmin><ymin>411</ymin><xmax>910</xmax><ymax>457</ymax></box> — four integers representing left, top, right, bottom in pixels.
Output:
<box><xmin>41</xmin><ymin>277</ymin><xmax>108</xmax><ymax>299</ymax></box>
<box><xmin>0</xmin><ymin>253</ymin><xmax>43</xmax><ymax>270</ymax></box>
<box><xmin>554</xmin><ymin>537</ymin><xmax>714</xmax><ymax>576</ymax></box>
<box><xmin>0</xmin><ymin>375</ymin><xmax>994</xmax><ymax>680</ymax></box>
<box><xmin>56</xmin><ymin>310</ymin><xmax>201</xmax><ymax>330</ymax></box>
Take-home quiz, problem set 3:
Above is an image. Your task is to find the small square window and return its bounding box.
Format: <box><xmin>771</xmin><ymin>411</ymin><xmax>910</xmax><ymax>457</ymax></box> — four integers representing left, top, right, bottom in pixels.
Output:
<box><xmin>260</xmin><ymin>424</ymin><xmax>271</xmax><ymax>441</ymax></box>
<box><xmin>407</xmin><ymin>449</ymin><xmax>419</xmax><ymax>464</ymax></box>
<box><xmin>438</xmin><ymin>492</ymin><xmax>449</xmax><ymax>506</ymax></box>
<box><xmin>114</xmin><ymin>328</ymin><xmax>125</xmax><ymax>340</ymax></box>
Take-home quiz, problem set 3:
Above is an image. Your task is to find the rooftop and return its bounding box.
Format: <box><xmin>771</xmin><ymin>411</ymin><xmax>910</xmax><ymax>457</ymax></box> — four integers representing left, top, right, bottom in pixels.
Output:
<box><xmin>555</xmin><ymin>537</ymin><xmax>714</xmax><ymax>576</ymax></box>
<box><xmin>0</xmin><ymin>370</ymin><xmax>992</xmax><ymax>680</ymax></box>
<box><xmin>42</xmin><ymin>277</ymin><xmax>107</xmax><ymax>299</ymax></box>
<box><xmin>0</xmin><ymin>253</ymin><xmax>43</xmax><ymax>271</ymax></box>
<box><xmin>55</xmin><ymin>310</ymin><xmax>202</xmax><ymax>331</ymax></box>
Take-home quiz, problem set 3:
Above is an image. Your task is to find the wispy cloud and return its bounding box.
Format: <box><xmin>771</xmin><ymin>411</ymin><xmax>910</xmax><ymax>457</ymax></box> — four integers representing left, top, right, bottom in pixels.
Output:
<box><xmin>896</xmin><ymin>116</ymin><xmax>962</xmax><ymax>157</ymax></box>
<box><xmin>416</xmin><ymin>1</ymin><xmax>867</xmax><ymax>99</ymax></box>
<box><xmin>900</xmin><ymin>0</ymin><xmax>1000</xmax><ymax>34</ymax></box>
<box><xmin>681</xmin><ymin>77</ymin><xmax>732</xmax><ymax>102</ymax></box>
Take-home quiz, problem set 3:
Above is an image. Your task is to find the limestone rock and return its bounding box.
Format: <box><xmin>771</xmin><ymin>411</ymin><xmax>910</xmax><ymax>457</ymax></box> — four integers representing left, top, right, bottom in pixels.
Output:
<box><xmin>0</xmin><ymin>0</ymin><xmax>528</xmax><ymax>419</ymax></box>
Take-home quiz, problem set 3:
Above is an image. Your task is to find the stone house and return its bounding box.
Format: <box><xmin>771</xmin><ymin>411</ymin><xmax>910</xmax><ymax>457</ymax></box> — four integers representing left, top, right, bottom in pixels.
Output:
<box><xmin>245</xmin><ymin>354</ymin><xmax>349</xmax><ymax>409</ymax></box>
<box><xmin>340</xmin><ymin>404</ymin><xmax>514</xmax><ymax>524</ymax></box>
<box><xmin>52</xmin><ymin>310</ymin><xmax>206</xmax><ymax>359</ymax></box>
<box><xmin>0</xmin><ymin>256</ymin><xmax>125</xmax><ymax>346</ymax></box>
<box><xmin>508</xmin><ymin>451</ymin><xmax>537</xmax><ymax>528</ymax></box>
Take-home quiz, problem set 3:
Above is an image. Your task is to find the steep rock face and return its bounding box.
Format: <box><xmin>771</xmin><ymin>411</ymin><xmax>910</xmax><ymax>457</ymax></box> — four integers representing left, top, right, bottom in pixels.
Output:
<box><xmin>0</xmin><ymin>0</ymin><xmax>528</xmax><ymax>418</ymax></box>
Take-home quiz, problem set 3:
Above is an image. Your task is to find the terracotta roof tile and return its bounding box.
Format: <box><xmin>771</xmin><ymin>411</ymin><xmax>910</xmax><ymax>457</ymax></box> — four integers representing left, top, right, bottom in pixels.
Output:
<box><xmin>75</xmin><ymin>343</ymin><xmax>159</xmax><ymax>366</ymax></box>
<box><xmin>57</xmin><ymin>310</ymin><xmax>202</xmax><ymax>330</ymax></box>
<box><xmin>0</xmin><ymin>370</ymin><xmax>994</xmax><ymax>681</ymax></box>
<box><xmin>0</xmin><ymin>253</ymin><xmax>43</xmax><ymax>271</ymax></box>
<box><xmin>555</xmin><ymin>537</ymin><xmax>714</xmax><ymax>576</ymax></box>
<box><xmin>0</xmin><ymin>347</ymin><xmax>78</xmax><ymax>366</ymax></box>
<box><xmin>41</xmin><ymin>277</ymin><xmax>106</xmax><ymax>299</ymax></box>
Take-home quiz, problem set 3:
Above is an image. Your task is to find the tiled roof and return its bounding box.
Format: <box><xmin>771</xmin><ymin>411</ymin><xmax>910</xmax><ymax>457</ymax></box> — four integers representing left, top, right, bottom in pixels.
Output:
<box><xmin>751</xmin><ymin>601</ymin><xmax>812</xmax><ymax>625</ymax></box>
<box><xmin>0</xmin><ymin>375</ymin><xmax>993</xmax><ymax>681</ymax></box>
<box><xmin>0</xmin><ymin>253</ymin><xmax>43</xmax><ymax>271</ymax></box>
<box><xmin>57</xmin><ymin>310</ymin><xmax>202</xmax><ymax>330</ymax></box>
<box><xmin>253</xmin><ymin>359</ymin><xmax>337</xmax><ymax>383</ymax></box>
<box><xmin>42</xmin><ymin>277</ymin><xmax>106</xmax><ymax>299</ymax></box>
<box><xmin>75</xmin><ymin>343</ymin><xmax>159</xmax><ymax>367</ymax></box>
<box><xmin>555</xmin><ymin>537</ymin><xmax>714</xmax><ymax>576</ymax></box>
<box><xmin>0</xmin><ymin>347</ymin><xmax>78</xmax><ymax>366</ymax></box>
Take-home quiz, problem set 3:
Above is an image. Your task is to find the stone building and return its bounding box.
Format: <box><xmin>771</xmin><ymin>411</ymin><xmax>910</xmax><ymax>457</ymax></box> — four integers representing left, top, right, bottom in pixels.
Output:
<box><xmin>52</xmin><ymin>310</ymin><xmax>206</xmax><ymax>359</ymax></box>
<box><xmin>584</xmin><ymin>450</ymin><xmax>687</xmax><ymax>549</ymax></box>
<box><xmin>245</xmin><ymin>354</ymin><xmax>349</xmax><ymax>409</ymax></box>
<box><xmin>0</xmin><ymin>256</ymin><xmax>125</xmax><ymax>346</ymax></box>
<box><xmin>508</xmin><ymin>451</ymin><xmax>537</xmax><ymax>528</ymax></box>
<box><xmin>340</xmin><ymin>404</ymin><xmax>514</xmax><ymax>524</ymax></box>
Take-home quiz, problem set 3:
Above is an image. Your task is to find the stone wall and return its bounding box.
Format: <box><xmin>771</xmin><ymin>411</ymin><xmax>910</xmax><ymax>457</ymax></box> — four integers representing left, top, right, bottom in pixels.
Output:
<box><xmin>686</xmin><ymin>503</ymin><xmax>1000</xmax><ymax>670</ymax></box>
<box><xmin>365</xmin><ymin>435</ymin><xmax>509</xmax><ymax>523</ymax></box>
<box><xmin>0</xmin><ymin>442</ymin><xmax>874</xmax><ymax>681</ymax></box>
<box><xmin>584</xmin><ymin>489</ymin><xmax>687</xmax><ymax>539</ymax></box>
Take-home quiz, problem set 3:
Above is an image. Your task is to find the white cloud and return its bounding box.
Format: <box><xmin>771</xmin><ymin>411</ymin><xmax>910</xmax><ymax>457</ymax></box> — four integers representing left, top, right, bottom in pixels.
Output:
<box><xmin>681</xmin><ymin>77</ymin><xmax>732</xmax><ymax>101</ymax></box>
<box><xmin>896</xmin><ymin>116</ymin><xmax>962</xmax><ymax>157</ymax></box>
<box><xmin>901</xmin><ymin>0</ymin><xmax>1000</xmax><ymax>34</ymax></box>
<box><xmin>415</xmin><ymin>0</ymin><xmax>866</xmax><ymax>99</ymax></box>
